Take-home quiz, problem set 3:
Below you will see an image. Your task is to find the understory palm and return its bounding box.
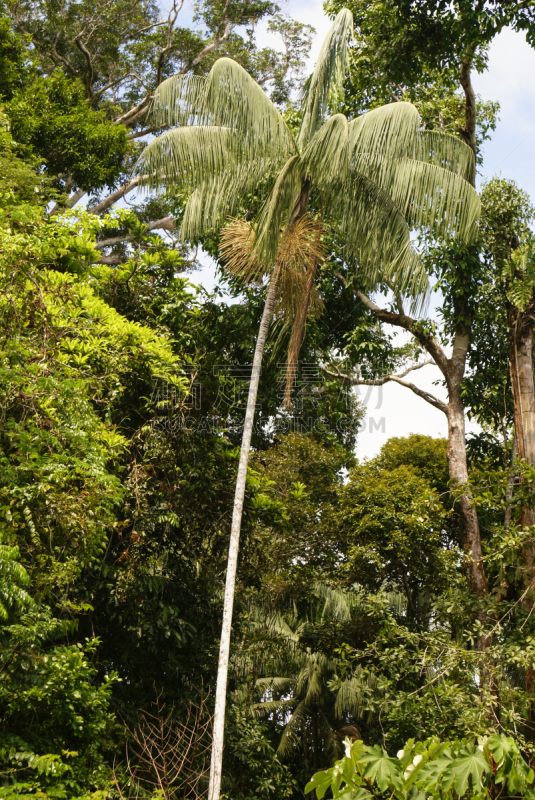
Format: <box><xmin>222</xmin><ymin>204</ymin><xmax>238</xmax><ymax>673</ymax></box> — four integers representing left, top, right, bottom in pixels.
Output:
<box><xmin>236</xmin><ymin>584</ymin><xmax>381</xmax><ymax>778</ymax></box>
<box><xmin>137</xmin><ymin>10</ymin><xmax>479</xmax><ymax>799</ymax></box>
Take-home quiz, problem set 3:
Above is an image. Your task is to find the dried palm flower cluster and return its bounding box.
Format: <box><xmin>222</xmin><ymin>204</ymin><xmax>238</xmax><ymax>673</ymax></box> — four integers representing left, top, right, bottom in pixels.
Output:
<box><xmin>220</xmin><ymin>214</ymin><xmax>326</xmax><ymax>407</ymax></box>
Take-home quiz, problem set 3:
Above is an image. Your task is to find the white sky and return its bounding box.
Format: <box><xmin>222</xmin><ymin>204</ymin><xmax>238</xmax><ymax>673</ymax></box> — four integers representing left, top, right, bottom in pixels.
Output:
<box><xmin>174</xmin><ymin>1</ymin><xmax>535</xmax><ymax>458</ymax></box>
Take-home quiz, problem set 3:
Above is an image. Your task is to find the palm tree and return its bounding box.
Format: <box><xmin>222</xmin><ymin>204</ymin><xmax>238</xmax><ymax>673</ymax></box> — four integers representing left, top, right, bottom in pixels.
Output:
<box><xmin>137</xmin><ymin>11</ymin><xmax>479</xmax><ymax>798</ymax></box>
<box><xmin>235</xmin><ymin>584</ymin><xmax>382</xmax><ymax>778</ymax></box>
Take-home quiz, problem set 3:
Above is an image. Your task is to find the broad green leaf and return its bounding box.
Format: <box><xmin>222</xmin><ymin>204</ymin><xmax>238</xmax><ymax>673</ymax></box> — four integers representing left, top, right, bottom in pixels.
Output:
<box><xmin>360</xmin><ymin>747</ymin><xmax>403</xmax><ymax>792</ymax></box>
<box><xmin>442</xmin><ymin>750</ymin><xmax>490</xmax><ymax>796</ymax></box>
<box><xmin>306</xmin><ymin>768</ymin><xmax>335</xmax><ymax>799</ymax></box>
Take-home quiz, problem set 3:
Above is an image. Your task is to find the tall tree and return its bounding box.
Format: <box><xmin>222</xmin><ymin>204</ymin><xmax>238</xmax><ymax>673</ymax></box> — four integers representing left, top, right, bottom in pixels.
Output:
<box><xmin>324</xmin><ymin>0</ymin><xmax>535</xmax><ymax>600</ymax></box>
<box><xmin>137</xmin><ymin>8</ymin><xmax>479</xmax><ymax>798</ymax></box>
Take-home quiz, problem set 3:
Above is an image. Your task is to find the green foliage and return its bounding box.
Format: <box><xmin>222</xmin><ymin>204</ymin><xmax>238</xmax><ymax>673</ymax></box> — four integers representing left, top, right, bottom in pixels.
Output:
<box><xmin>0</xmin><ymin>17</ymin><xmax>31</xmax><ymax>101</ymax></box>
<box><xmin>505</xmin><ymin>243</ymin><xmax>535</xmax><ymax>312</ymax></box>
<box><xmin>6</xmin><ymin>72</ymin><xmax>130</xmax><ymax>190</ymax></box>
<box><xmin>3</xmin><ymin>2</ymin><xmax>535</xmax><ymax>797</ymax></box>
<box><xmin>222</xmin><ymin>708</ymin><xmax>297</xmax><ymax>800</ymax></box>
<box><xmin>0</xmin><ymin>611</ymin><xmax>117</xmax><ymax>798</ymax></box>
<box><xmin>371</xmin><ymin>434</ymin><xmax>449</xmax><ymax>496</ymax></box>
<box><xmin>0</xmin><ymin>543</ymin><xmax>32</xmax><ymax>621</ymax></box>
<box><xmin>307</xmin><ymin>734</ymin><xmax>535</xmax><ymax>800</ymax></box>
<box><xmin>480</xmin><ymin>178</ymin><xmax>534</xmax><ymax>269</ymax></box>
<box><xmin>334</xmin><ymin>458</ymin><xmax>454</xmax><ymax>612</ymax></box>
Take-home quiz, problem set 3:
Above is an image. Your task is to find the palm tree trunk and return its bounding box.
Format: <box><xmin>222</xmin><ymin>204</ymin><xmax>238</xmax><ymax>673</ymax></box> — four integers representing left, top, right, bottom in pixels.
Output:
<box><xmin>208</xmin><ymin>263</ymin><xmax>281</xmax><ymax>800</ymax></box>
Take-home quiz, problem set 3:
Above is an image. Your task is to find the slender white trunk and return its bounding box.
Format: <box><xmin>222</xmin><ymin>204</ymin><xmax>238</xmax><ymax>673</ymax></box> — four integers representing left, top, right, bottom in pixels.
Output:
<box><xmin>208</xmin><ymin>264</ymin><xmax>280</xmax><ymax>800</ymax></box>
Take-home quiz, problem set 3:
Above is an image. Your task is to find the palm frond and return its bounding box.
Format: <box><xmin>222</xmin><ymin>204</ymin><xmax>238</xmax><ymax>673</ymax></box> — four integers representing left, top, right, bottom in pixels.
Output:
<box><xmin>137</xmin><ymin>126</ymin><xmax>238</xmax><ymax>192</ymax></box>
<box><xmin>313</xmin><ymin>582</ymin><xmax>362</xmax><ymax>622</ymax></box>
<box><xmin>301</xmin><ymin>113</ymin><xmax>349</xmax><ymax>183</ymax></box>
<box><xmin>254</xmin><ymin>155</ymin><xmax>304</xmax><ymax>267</ymax></box>
<box><xmin>276</xmin><ymin>701</ymin><xmax>311</xmax><ymax>757</ymax></box>
<box><xmin>326</xmin><ymin>171</ymin><xmax>430</xmax><ymax>309</ymax></box>
<box><xmin>203</xmin><ymin>58</ymin><xmax>295</xmax><ymax>157</ymax></box>
<box><xmin>179</xmin><ymin>159</ymin><xmax>275</xmax><ymax>240</ymax></box>
<box><xmin>298</xmin><ymin>8</ymin><xmax>354</xmax><ymax>149</ymax></box>
<box><xmin>416</xmin><ymin>130</ymin><xmax>476</xmax><ymax>184</ymax></box>
<box><xmin>151</xmin><ymin>59</ymin><xmax>295</xmax><ymax>158</ymax></box>
<box><xmin>254</xmin><ymin>676</ymin><xmax>296</xmax><ymax>691</ymax></box>
<box><xmin>348</xmin><ymin>102</ymin><xmax>421</xmax><ymax>163</ymax></box>
<box><xmin>150</xmin><ymin>74</ymin><xmax>208</xmax><ymax>128</ymax></box>
<box><xmin>251</xmin><ymin>697</ymin><xmax>295</xmax><ymax>718</ymax></box>
<box><xmin>334</xmin><ymin>669</ymin><xmax>378</xmax><ymax>719</ymax></box>
<box><xmin>386</xmin><ymin>159</ymin><xmax>480</xmax><ymax>242</ymax></box>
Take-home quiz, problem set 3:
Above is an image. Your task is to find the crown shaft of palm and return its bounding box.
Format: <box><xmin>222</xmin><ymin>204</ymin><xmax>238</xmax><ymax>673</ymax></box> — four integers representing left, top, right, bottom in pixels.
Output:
<box><xmin>137</xmin><ymin>11</ymin><xmax>479</xmax><ymax>800</ymax></box>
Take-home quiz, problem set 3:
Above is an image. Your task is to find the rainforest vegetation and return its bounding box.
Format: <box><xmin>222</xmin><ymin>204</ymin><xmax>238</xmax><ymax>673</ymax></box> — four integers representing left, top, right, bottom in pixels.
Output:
<box><xmin>3</xmin><ymin>0</ymin><xmax>535</xmax><ymax>798</ymax></box>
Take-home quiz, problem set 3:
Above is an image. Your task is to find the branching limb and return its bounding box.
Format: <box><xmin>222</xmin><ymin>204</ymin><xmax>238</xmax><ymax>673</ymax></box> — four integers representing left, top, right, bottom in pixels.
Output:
<box><xmin>49</xmin><ymin>186</ymin><xmax>86</xmax><ymax>216</ymax></box>
<box><xmin>324</xmin><ymin>360</ymin><xmax>448</xmax><ymax>415</ymax></box>
<box><xmin>156</xmin><ymin>0</ymin><xmax>184</xmax><ymax>87</ymax></box>
<box><xmin>75</xmin><ymin>34</ymin><xmax>95</xmax><ymax>98</ymax></box>
<box><xmin>116</xmin><ymin>95</ymin><xmax>153</xmax><ymax>126</ymax></box>
<box><xmin>87</xmin><ymin>176</ymin><xmax>142</xmax><ymax>214</ymax></box>
<box><xmin>354</xmin><ymin>289</ymin><xmax>450</xmax><ymax>377</ymax></box>
<box><xmin>128</xmin><ymin>127</ymin><xmax>156</xmax><ymax>139</ymax></box>
<box><xmin>93</xmin><ymin>72</ymin><xmax>136</xmax><ymax>100</ymax></box>
<box><xmin>95</xmin><ymin>215</ymin><xmax>175</xmax><ymax>249</ymax></box>
<box><xmin>50</xmin><ymin>31</ymin><xmax>79</xmax><ymax>77</ymax></box>
<box><xmin>116</xmin><ymin>0</ymin><xmax>232</xmax><ymax>127</ymax></box>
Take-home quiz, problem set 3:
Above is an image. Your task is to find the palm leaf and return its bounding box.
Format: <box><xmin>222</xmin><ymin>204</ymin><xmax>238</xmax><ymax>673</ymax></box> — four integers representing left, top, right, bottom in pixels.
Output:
<box><xmin>179</xmin><ymin>159</ymin><xmax>274</xmax><ymax>240</ymax></box>
<box><xmin>276</xmin><ymin>701</ymin><xmax>312</xmax><ymax>757</ymax></box>
<box><xmin>348</xmin><ymin>103</ymin><xmax>421</xmax><ymax>163</ymax></box>
<box><xmin>151</xmin><ymin>58</ymin><xmax>295</xmax><ymax>160</ymax></box>
<box><xmin>385</xmin><ymin>158</ymin><xmax>480</xmax><ymax>242</ymax></box>
<box><xmin>325</xmin><ymin>171</ymin><xmax>430</xmax><ymax>307</ymax></box>
<box><xmin>254</xmin><ymin>155</ymin><xmax>304</xmax><ymax>267</ymax></box>
<box><xmin>301</xmin><ymin>113</ymin><xmax>349</xmax><ymax>183</ymax></box>
<box><xmin>138</xmin><ymin>126</ymin><xmax>238</xmax><ymax>192</ymax></box>
<box><xmin>298</xmin><ymin>8</ymin><xmax>354</xmax><ymax>148</ymax></box>
<box><xmin>313</xmin><ymin>582</ymin><xmax>362</xmax><ymax>621</ymax></box>
<box><xmin>150</xmin><ymin>73</ymin><xmax>208</xmax><ymax>128</ymax></box>
<box><xmin>415</xmin><ymin>130</ymin><xmax>475</xmax><ymax>183</ymax></box>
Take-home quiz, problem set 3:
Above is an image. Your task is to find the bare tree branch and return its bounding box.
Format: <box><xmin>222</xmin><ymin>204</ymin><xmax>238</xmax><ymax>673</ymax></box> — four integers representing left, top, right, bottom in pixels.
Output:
<box><xmin>128</xmin><ymin>127</ymin><xmax>156</xmax><ymax>139</ymax></box>
<box><xmin>354</xmin><ymin>289</ymin><xmax>450</xmax><ymax>378</ymax></box>
<box><xmin>88</xmin><ymin>176</ymin><xmax>142</xmax><ymax>214</ymax></box>
<box><xmin>114</xmin><ymin>690</ymin><xmax>212</xmax><ymax>800</ymax></box>
<box><xmin>95</xmin><ymin>215</ymin><xmax>175</xmax><ymax>249</ymax></box>
<box><xmin>324</xmin><ymin>361</ymin><xmax>448</xmax><ymax>416</ymax></box>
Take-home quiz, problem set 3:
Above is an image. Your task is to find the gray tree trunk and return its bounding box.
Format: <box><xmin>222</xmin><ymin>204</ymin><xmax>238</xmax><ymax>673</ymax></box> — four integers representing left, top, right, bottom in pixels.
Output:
<box><xmin>208</xmin><ymin>265</ymin><xmax>280</xmax><ymax>800</ymax></box>
<box><xmin>445</xmin><ymin>329</ymin><xmax>488</xmax><ymax>597</ymax></box>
